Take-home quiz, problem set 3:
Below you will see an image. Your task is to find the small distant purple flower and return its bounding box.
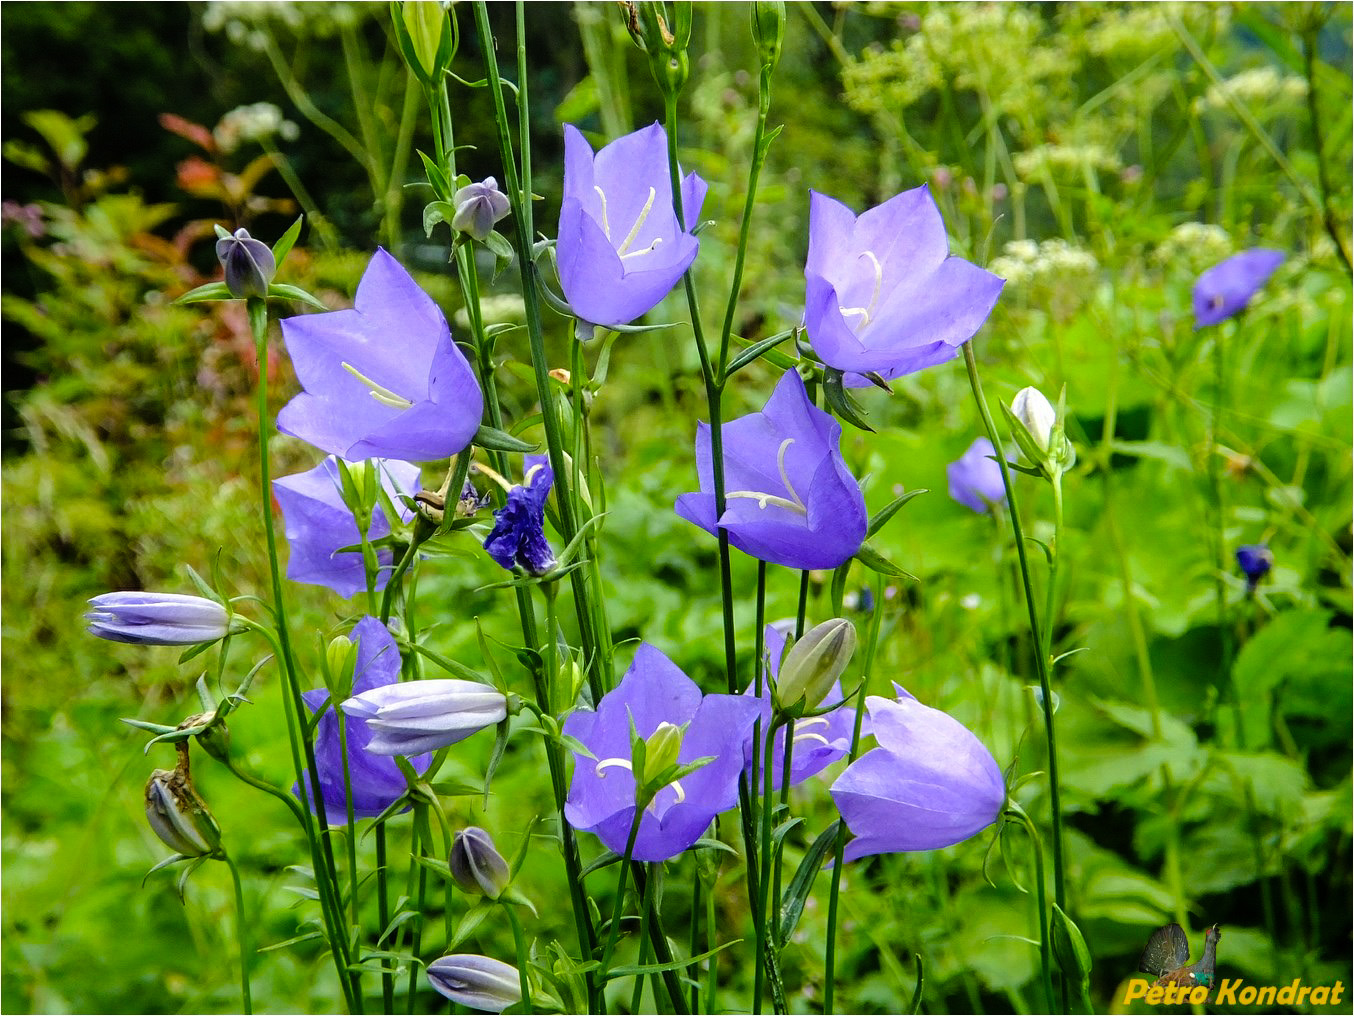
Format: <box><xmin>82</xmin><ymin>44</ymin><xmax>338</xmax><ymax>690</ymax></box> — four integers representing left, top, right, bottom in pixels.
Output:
<box><xmin>277</xmin><ymin>248</ymin><xmax>483</xmax><ymax>462</ymax></box>
<box><xmin>1236</xmin><ymin>544</ymin><xmax>1274</xmax><ymax>590</ymax></box>
<box><xmin>86</xmin><ymin>591</ymin><xmax>232</xmax><ymax>646</ymax></box>
<box><xmin>830</xmin><ymin>686</ymin><xmax>1004</xmax><ymax>860</ymax></box>
<box><xmin>744</xmin><ymin>625</ymin><xmax>855</xmax><ymax>791</ymax></box>
<box><xmin>675</xmin><ymin>370</ymin><xmax>867</xmax><ymax>570</ymax></box>
<box><xmin>1193</xmin><ymin>249</ymin><xmax>1284</xmax><ymax>328</ymax></box>
<box><xmin>483</xmin><ymin>457</ymin><xmax>556</xmax><ymax>575</ymax></box>
<box><xmin>947</xmin><ymin>438</ymin><xmax>1006</xmax><ymax>514</ymax></box>
<box><xmin>564</xmin><ymin>644</ymin><xmax>761</xmax><ymax>862</ymax></box>
<box><xmin>452</xmin><ymin>177</ymin><xmax>511</xmax><ymax>241</ymax></box>
<box><xmin>296</xmin><ymin>616</ymin><xmax>431</xmax><ymax>822</ymax></box>
<box><xmin>273</xmin><ymin>457</ymin><xmax>421</xmax><ymax>598</ymax></box>
<box><xmin>803</xmin><ymin>186</ymin><xmax>1005</xmax><ymax>382</ymax></box>
<box><xmin>557</xmin><ymin>123</ymin><xmax>707</xmax><ymax>327</ymax></box>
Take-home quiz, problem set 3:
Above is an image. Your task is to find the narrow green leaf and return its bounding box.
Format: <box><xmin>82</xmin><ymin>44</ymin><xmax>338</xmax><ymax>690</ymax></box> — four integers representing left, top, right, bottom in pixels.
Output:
<box><xmin>473</xmin><ymin>423</ymin><xmax>540</xmax><ymax>453</ymax></box>
<box><xmin>778</xmin><ymin>820</ymin><xmax>840</xmax><ymax>943</ymax></box>
<box><xmin>724</xmin><ymin>329</ymin><xmax>794</xmax><ymax>377</ymax></box>
<box><xmin>854</xmin><ymin>542</ymin><xmax>914</xmax><ymax>579</ymax></box>
<box><xmin>173</xmin><ymin>281</ymin><xmax>233</xmax><ymax>305</ymax></box>
<box><xmin>271</xmin><ymin>215</ymin><xmax>304</xmax><ymax>266</ymax></box>
<box><xmin>265</xmin><ymin>283</ymin><xmax>328</xmax><ymax>310</ymax></box>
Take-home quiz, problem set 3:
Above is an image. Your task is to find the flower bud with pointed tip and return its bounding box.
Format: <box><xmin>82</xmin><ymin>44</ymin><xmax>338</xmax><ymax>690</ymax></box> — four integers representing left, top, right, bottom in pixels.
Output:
<box><xmin>394</xmin><ymin>1</ymin><xmax>456</xmax><ymax>86</ymax></box>
<box><xmin>750</xmin><ymin>1</ymin><xmax>785</xmax><ymax>72</ymax></box>
<box><xmin>449</xmin><ymin>827</ymin><xmax>511</xmax><ymax>900</ymax></box>
<box><xmin>1011</xmin><ymin>387</ymin><xmax>1056</xmax><ymax>455</ymax></box>
<box><xmin>639</xmin><ymin>721</ymin><xmax>684</xmax><ymax>784</ymax></box>
<box><xmin>774</xmin><ymin>618</ymin><xmax>857</xmax><ymax>713</ymax></box>
<box><xmin>215</xmin><ymin>227</ymin><xmax>275</xmax><ymax>299</ymax></box>
<box><xmin>87</xmin><ymin>591</ymin><xmax>234</xmax><ymax>647</ymax></box>
<box><xmin>451</xmin><ymin>177</ymin><xmax>511</xmax><ymax>241</ymax></box>
<box><xmin>145</xmin><ymin>766</ymin><xmax>221</xmax><ymax>857</ymax></box>
<box><xmin>427</xmin><ymin>954</ymin><xmax>523</xmax><ymax>1013</ymax></box>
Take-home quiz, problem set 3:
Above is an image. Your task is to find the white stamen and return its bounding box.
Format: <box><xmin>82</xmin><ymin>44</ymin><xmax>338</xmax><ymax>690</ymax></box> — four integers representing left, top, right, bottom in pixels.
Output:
<box><xmin>342</xmin><ymin>362</ymin><xmax>414</xmax><ymax>410</ymax></box>
<box><xmin>616</xmin><ymin>187</ymin><xmax>656</xmax><ymax>257</ymax></box>
<box><xmin>594</xmin><ymin>185</ymin><xmax>611</xmax><ymax>239</ymax></box>
<box><xmin>619</xmin><ymin>237</ymin><xmax>662</xmax><ymax>262</ymax></box>
<box><xmin>596</xmin><ymin>758</ymin><xmax>633</xmax><ymax>777</ymax></box>
<box><xmin>776</xmin><ymin>438</ymin><xmax>808</xmax><ymax>513</ymax></box>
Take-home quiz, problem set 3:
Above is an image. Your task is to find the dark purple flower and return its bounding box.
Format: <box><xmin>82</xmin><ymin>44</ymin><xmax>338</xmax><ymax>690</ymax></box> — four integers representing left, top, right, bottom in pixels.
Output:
<box><xmin>215</xmin><ymin>226</ymin><xmax>276</xmax><ymax>299</ymax></box>
<box><xmin>449</xmin><ymin>826</ymin><xmax>511</xmax><ymax>900</ymax></box>
<box><xmin>563</xmin><ymin>644</ymin><xmax>761</xmax><ymax>862</ymax></box>
<box><xmin>830</xmin><ymin>686</ymin><xmax>1004</xmax><ymax>860</ymax></box>
<box><xmin>276</xmin><ymin>248</ymin><xmax>483</xmax><ymax>462</ymax></box>
<box><xmin>1193</xmin><ymin>249</ymin><xmax>1284</xmax><ymax>328</ymax></box>
<box><xmin>557</xmin><ymin>123</ymin><xmax>707</xmax><ymax>327</ymax></box>
<box><xmin>675</xmin><ymin>370</ymin><xmax>867</xmax><ymax>570</ymax></box>
<box><xmin>483</xmin><ymin>457</ymin><xmax>556</xmax><ymax>575</ymax></box>
<box><xmin>744</xmin><ymin>625</ymin><xmax>855</xmax><ymax>791</ymax></box>
<box><xmin>947</xmin><ymin>437</ymin><xmax>1006</xmax><ymax>514</ymax></box>
<box><xmin>273</xmin><ymin>456</ymin><xmax>421</xmax><ymax>598</ymax></box>
<box><xmin>296</xmin><ymin>616</ymin><xmax>432</xmax><ymax>821</ymax></box>
<box><xmin>86</xmin><ymin>591</ymin><xmax>232</xmax><ymax>646</ymax></box>
<box><xmin>803</xmin><ymin>186</ymin><xmax>1004</xmax><ymax>381</ymax></box>
<box><xmin>1236</xmin><ymin>544</ymin><xmax>1274</xmax><ymax>589</ymax></box>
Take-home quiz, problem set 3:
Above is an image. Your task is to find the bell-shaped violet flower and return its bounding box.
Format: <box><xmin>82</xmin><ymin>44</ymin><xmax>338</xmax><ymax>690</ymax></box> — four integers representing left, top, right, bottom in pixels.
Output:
<box><xmin>343</xmin><ymin>678</ymin><xmax>507</xmax><ymax>756</ymax></box>
<box><xmin>830</xmin><ymin>686</ymin><xmax>1005</xmax><ymax>860</ymax></box>
<box><xmin>277</xmin><ymin>248</ymin><xmax>483</xmax><ymax>462</ymax></box>
<box><xmin>947</xmin><ymin>438</ymin><xmax>1006</xmax><ymax>514</ymax></box>
<box><xmin>273</xmin><ymin>456</ymin><xmax>421</xmax><ymax>598</ymax></box>
<box><xmin>564</xmin><ymin>644</ymin><xmax>761</xmax><ymax>862</ymax></box>
<box><xmin>743</xmin><ymin>625</ymin><xmax>855</xmax><ymax>791</ymax></box>
<box><xmin>296</xmin><ymin>616</ymin><xmax>432</xmax><ymax>821</ymax></box>
<box><xmin>86</xmin><ymin>591</ymin><xmax>233</xmax><ymax>646</ymax></box>
<box><xmin>557</xmin><ymin>122</ymin><xmax>707</xmax><ymax>327</ymax></box>
<box><xmin>675</xmin><ymin>370</ymin><xmax>867</xmax><ymax>570</ymax></box>
<box><xmin>483</xmin><ymin>456</ymin><xmax>556</xmax><ymax>575</ymax></box>
<box><xmin>1192</xmin><ymin>248</ymin><xmax>1284</xmax><ymax>328</ymax></box>
<box><xmin>804</xmin><ymin>186</ymin><xmax>1005</xmax><ymax>381</ymax></box>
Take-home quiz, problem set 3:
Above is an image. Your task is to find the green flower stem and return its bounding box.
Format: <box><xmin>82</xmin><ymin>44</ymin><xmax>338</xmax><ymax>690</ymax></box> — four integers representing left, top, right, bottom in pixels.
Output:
<box><xmin>506</xmin><ymin>905</ymin><xmax>535</xmax><ymax>1014</ymax></box>
<box><xmin>628</xmin><ymin>862</ymin><xmax>688</xmax><ymax>1014</ymax></box>
<box><xmin>376</xmin><ymin>824</ymin><xmax>394</xmax><ymax>1014</ymax></box>
<box><xmin>630</xmin><ymin>866</ymin><xmax>656</xmax><ymax>1013</ymax></box>
<box><xmin>1300</xmin><ymin>26</ymin><xmax>1353</xmax><ymax>274</ymax></box>
<box><xmin>599</xmin><ymin>810</ymin><xmax>644</xmax><ymax>976</ymax></box>
<box><xmin>379</xmin><ymin>512</ymin><xmax>437</xmax><ymax>625</ymax></box>
<box><xmin>961</xmin><ymin>343</ymin><xmax>1067</xmax><ymax>918</ymax></box>
<box><xmin>222</xmin><ymin>756</ymin><xmax>308</xmax><ymax>828</ymax></box>
<box><xmin>472</xmin><ymin>0</ymin><xmax>605</xmax><ymax>706</ymax></box>
<box><xmin>756</xmin><ymin>713</ymin><xmax>780</xmax><ymax>1010</ymax></box>
<box><xmin>704</xmin><ymin>872</ymin><xmax>719</xmax><ymax>1014</ymax></box>
<box><xmin>1005</xmin><ymin>805</ymin><xmax>1055</xmax><ymax>1014</ymax></box>
<box><xmin>824</xmin><ymin>572</ymin><xmax>885</xmax><ymax>1013</ymax></box>
<box><xmin>404</xmin><ymin>807</ymin><xmax>431</xmax><ymax>1014</ymax></box>
<box><xmin>223</xmin><ymin>851</ymin><xmax>253</xmax><ymax>1015</ymax></box>
<box><xmin>246</xmin><ymin>297</ymin><xmax>360</xmax><ymax>1013</ymax></box>
<box><xmin>687</xmin><ymin>876</ymin><xmax>702</xmax><ymax>1012</ymax></box>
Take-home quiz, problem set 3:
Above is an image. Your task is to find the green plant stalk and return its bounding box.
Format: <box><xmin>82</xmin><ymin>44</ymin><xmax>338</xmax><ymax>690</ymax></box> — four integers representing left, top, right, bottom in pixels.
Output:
<box><xmin>704</xmin><ymin>872</ymin><xmax>719</xmax><ymax>1014</ymax></box>
<box><xmin>824</xmin><ymin>572</ymin><xmax>885</xmax><ymax>1012</ymax></box>
<box><xmin>630</xmin><ymin>864</ymin><xmax>657</xmax><ymax>1013</ymax></box>
<box><xmin>1300</xmin><ymin>28</ymin><xmax>1353</xmax><ymax>274</ymax></box>
<box><xmin>688</xmin><ymin>877</ymin><xmax>702</xmax><ymax>1012</ymax></box>
<box><xmin>506</xmin><ymin>905</ymin><xmax>535</xmax><ymax>1014</ymax></box>
<box><xmin>376</xmin><ymin>824</ymin><xmax>394</xmax><ymax>1013</ymax></box>
<box><xmin>471</xmin><ymin>0</ymin><xmax>606</xmax><ymax>705</ymax></box>
<box><xmin>1006</xmin><ymin>807</ymin><xmax>1055</xmax><ymax>1014</ymax></box>
<box><xmin>222</xmin><ymin>755</ymin><xmax>309</xmax><ymax>828</ymax></box>
<box><xmin>1207</xmin><ymin>326</ymin><xmax>1235</xmax><ymax>714</ymax></box>
<box><xmin>223</xmin><ymin>852</ymin><xmax>253</xmax><ymax>1014</ymax></box>
<box><xmin>961</xmin><ymin>343</ymin><xmax>1067</xmax><ymax>918</ymax></box>
<box><xmin>404</xmin><ymin>810</ymin><xmax>431</xmax><ymax>1013</ymax></box>
<box><xmin>628</xmin><ymin>862</ymin><xmax>688</xmax><ymax>1014</ymax></box>
<box><xmin>756</xmin><ymin>713</ymin><xmax>780</xmax><ymax>1009</ymax></box>
<box><xmin>247</xmin><ymin>297</ymin><xmax>361</xmax><ymax>1013</ymax></box>
<box><xmin>599</xmin><ymin>809</ymin><xmax>644</xmax><ymax>976</ymax></box>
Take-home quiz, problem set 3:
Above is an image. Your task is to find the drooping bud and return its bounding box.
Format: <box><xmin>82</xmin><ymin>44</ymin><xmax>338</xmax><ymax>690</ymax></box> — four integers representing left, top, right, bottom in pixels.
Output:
<box><xmin>145</xmin><ymin>757</ymin><xmax>221</xmax><ymax>857</ymax></box>
<box><xmin>451</xmin><ymin>177</ymin><xmax>511</xmax><ymax>241</ymax></box>
<box><xmin>427</xmin><ymin>954</ymin><xmax>523</xmax><ymax>1013</ymax></box>
<box><xmin>774</xmin><ymin>618</ymin><xmax>857</xmax><ymax>713</ymax></box>
<box><xmin>449</xmin><ymin>826</ymin><xmax>511</xmax><ymax>900</ymax></box>
<box><xmin>215</xmin><ymin>227</ymin><xmax>276</xmax><ymax>299</ymax></box>
<box><xmin>393</xmin><ymin>1</ymin><xmax>456</xmax><ymax>86</ymax></box>
<box><xmin>749</xmin><ymin>1</ymin><xmax>785</xmax><ymax>73</ymax></box>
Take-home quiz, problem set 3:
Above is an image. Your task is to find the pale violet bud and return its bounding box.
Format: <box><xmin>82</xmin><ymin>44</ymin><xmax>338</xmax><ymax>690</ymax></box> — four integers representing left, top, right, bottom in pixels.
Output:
<box><xmin>145</xmin><ymin>766</ymin><xmax>221</xmax><ymax>857</ymax></box>
<box><xmin>451</xmin><ymin>177</ymin><xmax>511</xmax><ymax>241</ymax></box>
<box><xmin>1011</xmin><ymin>387</ymin><xmax>1057</xmax><ymax>454</ymax></box>
<box><xmin>427</xmin><ymin>954</ymin><xmax>523</xmax><ymax>1013</ymax></box>
<box><xmin>87</xmin><ymin>591</ymin><xmax>233</xmax><ymax>647</ymax></box>
<box><xmin>449</xmin><ymin>827</ymin><xmax>511</xmax><ymax>900</ymax></box>
<box><xmin>341</xmin><ymin>679</ymin><xmax>507</xmax><ymax>756</ymax></box>
<box><xmin>774</xmin><ymin>618</ymin><xmax>858</xmax><ymax>712</ymax></box>
<box><xmin>214</xmin><ymin>227</ymin><xmax>275</xmax><ymax>299</ymax></box>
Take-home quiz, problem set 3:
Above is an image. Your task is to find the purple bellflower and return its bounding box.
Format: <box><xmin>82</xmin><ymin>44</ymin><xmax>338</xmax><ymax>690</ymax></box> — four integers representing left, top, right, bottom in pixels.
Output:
<box><xmin>830</xmin><ymin>686</ymin><xmax>1005</xmax><ymax>860</ymax></box>
<box><xmin>947</xmin><ymin>437</ymin><xmax>1006</xmax><ymax>514</ymax></box>
<box><xmin>744</xmin><ymin>625</ymin><xmax>855</xmax><ymax>791</ymax></box>
<box><xmin>1193</xmin><ymin>248</ymin><xmax>1284</xmax><ymax>328</ymax></box>
<box><xmin>296</xmin><ymin>616</ymin><xmax>431</xmax><ymax>821</ymax></box>
<box><xmin>483</xmin><ymin>456</ymin><xmax>556</xmax><ymax>575</ymax></box>
<box><xmin>273</xmin><ymin>456</ymin><xmax>421</xmax><ymax>598</ymax></box>
<box><xmin>276</xmin><ymin>248</ymin><xmax>483</xmax><ymax>462</ymax></box>
<box><xmin>803</xmin><ymin>186</ymin><xmax>1004</xmax><ymax>381</ymax></box>
<box><xmin>1236</xmin><ymin>544</ymin><xmax>1274</xmax><ymax>590</ymax></box>
<box><xmin>86</xmin><ymin>591</ymin><xmax>233</xmax><ymax>646</ymax></box>
<box><xmin>564</xmin><ymin>644</ymin><xmax>761</xmax><ymax>862</ymax></box>
<box><xmin>557</xmin><ymin>123</ymin><xmax>707</xmax><ymax>328</ymax></box>
<box><xmin>675</xmin><ymin>370</ymin><xmax>867</xmax><ymax>570</ymax></box>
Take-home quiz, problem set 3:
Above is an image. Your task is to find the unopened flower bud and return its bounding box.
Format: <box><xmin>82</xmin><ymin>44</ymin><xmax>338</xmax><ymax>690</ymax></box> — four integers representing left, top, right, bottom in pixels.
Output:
<box><xmin>427</xmin><ymin>954</ymin><xmax>523</xmax><ymax>1013</ymax></box>
<box><xmin>1051</xmin><ymin>904</ymin><xmax>1093</xmax><ymax>988</ymax></box>
<box><xmin>774</xmin><ymin>618</ymin><xmax>857</xmax><ymax>712</ymax></box>
<box><xmin>394</xmin><ymin>1</ymin><xmax>455</xmax><ymax>86</ymax></box>
<box><xmin>145</xmin><ymin>765</ymin><xmax>221</xmax><ymax>857</ymax></box>
<box><xmin>1011</xmin><ymin>387</ymin><xmax>1056</xmax><ymax>454</ymax></box>
<box><xmin>452</xmin><ymin>177</ymin><xmax>511</xmax><ymax>241</ymax></box>
<box><xmin>326</xmin><ymin>634</ymin><xmax>357</xmax><ymax>691</ymax></box>
<box><xmin>215</xmin><ymin>227</ymin><xmax>275</xmax><ymax>299</ymax></box>
<box><xmin>449</xmin><ymin>827</ymin><xmax>511</xmax><ymax>900</ymax></box>
<box><xmin>87</xmin><ymin>591</ymin><xmax>233</xmax><ymax>647</ymax></box>
<box><xmin>641</xmin><ymin>721</ymin><xmax>684</xmax><ymax>781</ymax></box>
<box><xmin>750</xmin><ymin>1</ymin><xmax>785</xmax><ymax>72</ymax></box>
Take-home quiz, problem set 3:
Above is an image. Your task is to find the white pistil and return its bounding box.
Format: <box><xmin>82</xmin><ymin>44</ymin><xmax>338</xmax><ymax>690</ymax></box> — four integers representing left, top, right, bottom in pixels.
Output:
<box><xmin>620</xmin><ymin>237</ymin><xmax>662</xmax><ymax>262</ymax></box>
<box><xmin>593</xmin><ymin>185</ymin><xmax>611</xmax><ymax>239</ymax></box>
<box><xmin>791</xmin><ymin>716</ymin><xmax>832</xmax><ymax>749</ymax></box>
<box><xmin>724</xmin><ymin>438</ymin><xmax>809</xmax><ymax>517</ymax></box>
<box><xmin>616</xmin><ymin>187</ymin><xmax>657</xmax><ymax>257</ymax></box>
<box><xmin>647</xmin><ymin>778</ymin><xmax>686</xmax><ymax>815</ymax></box>
<box><xmin>837</xmin><ymin>249</ymin><xmax>884</xmax><ymax>331</ymax></box>
<box><xmin>595</xmin><ymin>758</ymin><xmax>633</xmax><ymax>777</ymax></box>
<box><xmin>341</xmin><ymin>361</ymin><xmax>414</xmax><ymax>410</ymax></box>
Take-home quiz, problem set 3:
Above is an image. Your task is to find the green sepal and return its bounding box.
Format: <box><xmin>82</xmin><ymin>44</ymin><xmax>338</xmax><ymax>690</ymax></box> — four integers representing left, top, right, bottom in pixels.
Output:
<box><xmin>866</xmin><ymin>488</ymin><xmax>929</xmax><ymax>538</ymax></box>
<box><xmin>447</xmin><ymin>899</ymin><xmax>495</xmax><ymax>949</ymax></box>
<box><xmin>266</xmin><ymin>283</ymin><xmax>328</xmax><ymax>310</ymax></box>
<box><xmin>423</xmin><ymin>199</ymin><xmax>457</xmax><ymax>238</ymax></box>
<box><xmin>579</xmin><ymin>850</ymin><xmax>623</xmax><ymax>879</ymax></box>
<box><xmin>482</xmin><ymin>229</ymin><xmax>515</xmax><ymax>262</ymax></box>
<box><xmin>173</xmin><ymin>281</ymin><xmax>233</xmax><ymax>305</ymax></box>
<box><xmin>854</xmin><ymin>542</ymin><xmax>915</xmax><ymax>580</ymax></box>
<box><xmin>418</xmin><ymin>149</ymin><xmax>452</xmax><ymax>201</ymax></box>
<box><xmin>779</xmin><ymin>821</ymin><xmax>840</xmax><ymax>943</ymax></box>
<box><xmin>482</xmin><ymin>716</ymin><xmax>510</xmax><ymax>808</ymax></box>
<box><xmin>907</xmin><ymin>953</ymin><xmax>925</xmax><ymax>1014</ymax></box>
<box><xmin>271</xmin><ymin>215</ymin><xmax>304</xmax><ymax>267</ymax></box>
<box><xmin>724</xmin><ymin>328</ymin><xmax>795</xmax><ymax>377</ymax></box>
<box><xmin>822</xmin><ymin>368</ymin><xmax>874</xmax><ymax>433</ymax></box>
<box><xmin>472</xmin><ymin>423</ymin><xmax>540</xmax><ymax>454</ymax></box>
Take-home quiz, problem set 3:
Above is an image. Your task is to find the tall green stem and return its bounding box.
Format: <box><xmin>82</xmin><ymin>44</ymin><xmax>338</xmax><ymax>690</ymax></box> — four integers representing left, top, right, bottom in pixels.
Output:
<box><xmin>224</xmin><ymin>852</ymin><xmax>253</xmax><ymax>1015</ymax></box>
<box><xmin>1006</xmin><ymin>807</ymin><xmax>1055</xmax><ymax>1014</ymax></box>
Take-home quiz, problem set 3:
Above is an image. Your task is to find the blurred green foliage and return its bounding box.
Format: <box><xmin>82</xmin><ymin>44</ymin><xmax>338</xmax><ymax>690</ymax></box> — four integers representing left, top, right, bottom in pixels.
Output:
<box><xmin>3</xmin><ymin>3</ymin><xmax>1351</xmax><ymax>1014</ymax></box>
